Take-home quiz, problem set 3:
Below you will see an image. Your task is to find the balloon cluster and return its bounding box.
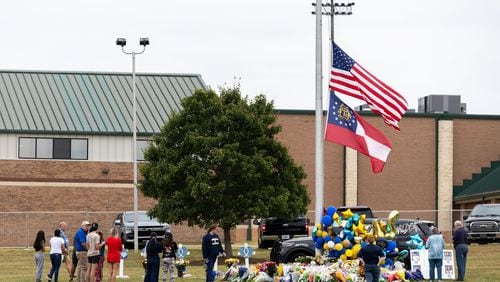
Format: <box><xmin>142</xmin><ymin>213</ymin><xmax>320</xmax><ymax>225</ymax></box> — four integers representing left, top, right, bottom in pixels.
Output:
<box><xmin>312</xmin><ymin>206</ymin><xmax>367</xmax><ymax>261</ymax></box>
<box><xmin>405</xmin><ymin>234</ymin><xmax>425</xmax><ymax>249</ymax></box>
<box><xmin>312</xmin><ymin>206</ymin><xmax>407</xmax><ymax>267</ymax></box>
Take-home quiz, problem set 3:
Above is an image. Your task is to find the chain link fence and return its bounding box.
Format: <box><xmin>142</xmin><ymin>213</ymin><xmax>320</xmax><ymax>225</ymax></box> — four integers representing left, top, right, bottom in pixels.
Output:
<box><xmin>1</xmin><ymin>209</ymin><xmax>473</xmax><ymax>248</ymax></box>
<box><xmin>0</xmin><ymin>211</ymin><xmax>118</xmax><ymax>248</ymax></box>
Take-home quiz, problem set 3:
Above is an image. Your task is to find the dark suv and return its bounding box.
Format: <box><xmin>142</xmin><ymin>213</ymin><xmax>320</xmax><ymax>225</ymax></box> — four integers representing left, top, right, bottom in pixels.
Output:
<box><xmin>256</xmin><ymin>216</ymin><xmax>309</xmax><ymax>248</ymax></box>
<box><xmin>114</xmin><ymin>211</ymin><xmax>171</xmax><ymax>248</ymax></box>
<box><xmin>463</xmin><ymin>204</ymin><xmax>500</xmax><ymax>243</ymax></box>
<box><xmin>270</xmin><ymin>219</ymin><xmax>434</xmax><ymax>265</ymax></box>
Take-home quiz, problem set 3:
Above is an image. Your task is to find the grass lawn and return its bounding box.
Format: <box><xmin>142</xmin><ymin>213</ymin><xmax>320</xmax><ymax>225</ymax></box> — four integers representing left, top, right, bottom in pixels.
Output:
<box><xmin>0</xmin><ymin>243</ymin><xmax>497</xmax><ymax>281</ymax></box>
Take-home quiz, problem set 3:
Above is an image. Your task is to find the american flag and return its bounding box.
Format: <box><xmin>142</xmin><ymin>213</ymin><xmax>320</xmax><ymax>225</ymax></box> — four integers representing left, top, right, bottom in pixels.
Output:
<box><xmin>330</xmin><ymin>42</ymin><xmax>408</xmax><ymax>131</ymax></box>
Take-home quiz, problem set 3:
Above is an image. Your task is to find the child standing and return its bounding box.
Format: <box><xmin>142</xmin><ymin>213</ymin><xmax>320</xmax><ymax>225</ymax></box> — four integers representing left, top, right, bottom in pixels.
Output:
<box><xmin>162</xmin><ymin>233</ymin><xmax>178</xmax><ymax>282</ymax></box>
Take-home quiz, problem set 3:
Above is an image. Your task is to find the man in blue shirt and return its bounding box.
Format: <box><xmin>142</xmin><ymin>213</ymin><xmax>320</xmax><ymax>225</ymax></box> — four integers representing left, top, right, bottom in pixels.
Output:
<box><xmin>202</xmin><ymin>225</ymin><xmax>226</xmax><ymax>282</ymax></box>
<box><xmin>74</xmin><ymin>221</ymin><xmax>90</xmax><ymax>282</ymax></box>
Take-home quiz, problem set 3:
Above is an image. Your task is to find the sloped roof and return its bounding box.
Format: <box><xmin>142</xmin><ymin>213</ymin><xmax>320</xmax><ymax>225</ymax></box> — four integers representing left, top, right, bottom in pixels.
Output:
<box><xmin>454</xmin><ymin>160</ymin><xmax>500</xmax><ymax>200</ymax></box>
<box><xmin>0</xmin><ymin>70</ymin><xmax>207</xmax><ymax>135</ymax></box>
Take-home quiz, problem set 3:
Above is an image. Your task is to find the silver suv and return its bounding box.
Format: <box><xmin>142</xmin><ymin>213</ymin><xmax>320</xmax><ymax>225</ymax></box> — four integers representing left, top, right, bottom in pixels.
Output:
<box><xmin>114</xmin><ymin>211</ymin><xmax>170</xmax><ymax>248</ymax></box>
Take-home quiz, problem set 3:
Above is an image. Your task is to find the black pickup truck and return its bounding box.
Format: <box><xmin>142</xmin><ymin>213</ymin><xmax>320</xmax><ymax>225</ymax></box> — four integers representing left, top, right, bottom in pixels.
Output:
<box><xmin>463</xmin><ymin>203</ymin><xmax>500</xmax><ymax>243</ymax></box>
<box><xmin>256</xmin><ymin>216</ymin><xmax>309</xmax><ymax>248</ymax></box>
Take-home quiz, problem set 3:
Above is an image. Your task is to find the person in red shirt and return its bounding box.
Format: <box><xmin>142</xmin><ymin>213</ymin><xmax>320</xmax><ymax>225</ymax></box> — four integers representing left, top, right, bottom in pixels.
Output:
<box><xmin>106</xmin><ymin>228</ymin><xmax>123</xmax><ymax>282</ymax></box>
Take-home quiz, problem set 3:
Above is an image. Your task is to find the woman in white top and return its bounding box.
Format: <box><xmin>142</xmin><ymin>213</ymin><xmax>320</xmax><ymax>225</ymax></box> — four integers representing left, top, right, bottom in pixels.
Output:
<box><xmin>47</xmin><ymin>229</ymin><xmax>67</xmax><ymax>282</ymax></box>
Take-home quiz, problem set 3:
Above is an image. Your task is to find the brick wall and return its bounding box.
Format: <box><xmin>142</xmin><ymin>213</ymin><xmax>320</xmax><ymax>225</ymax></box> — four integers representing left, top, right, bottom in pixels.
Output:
<box><xmin>1</xmin><ymin>114</ymin><xmax>499</xmax><ymax>246</ymax></box>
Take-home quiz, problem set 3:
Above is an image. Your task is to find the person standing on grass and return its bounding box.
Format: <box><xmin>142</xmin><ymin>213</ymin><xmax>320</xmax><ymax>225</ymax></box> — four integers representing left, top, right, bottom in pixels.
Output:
<box><xmin>33</xmin><ymin>230</ymin><xmax>46</xmax><ymax>282</ymax></box>
<box><xmin>47</xmin><ymin>229</ymin><xmax>67</xmax><ymax>282</ymax></box>
<box><xmin>426</xmin><ymin>227</ymin><xmax>445</xmax><ymax>282</ymax></box>
<box><xmin>161</xmin><ymin>232</ymin><xmax>178</xmax><ymax>282</ymax></box>
<box><xmin>86</xmin><ymin>223</ymin><xmax>101</xmax><ymax>282</ymax></box>
<box><xmin>74</xmin><ymin>221</ymin><xmax>90</xmax><ymax>282</ymax></box>
<box><xmin>358</xmin><ymin>234</ymin><xmax>385</xmax><ymax>282</ymax></box>
<box><xmin>202</xmin><ymin>224</ymin><xmax>226</xmax><ymax>282</ymax></box>
<box><xmin>453</xmin><ymin>220</ymin><xmax>469</xmax><ymax>281</ymax></box>
<box><xmin>59</xmin><ymin>222</ymin><xmax>72</xmax><ymax>279</ymax></box>
<box><xmin>95</xmin><ymin>231</ymin><xmax>106</xmax><ymax>282</ymax></box>
<box><xmin>106</xmin><ymin>228</ymin><xmax>123</xmax><ymax>282</ymax></box>
<box><xmin>144</xmin><ymin>232</ymin><xmax>163</xmax><ymax>282</ymax></box>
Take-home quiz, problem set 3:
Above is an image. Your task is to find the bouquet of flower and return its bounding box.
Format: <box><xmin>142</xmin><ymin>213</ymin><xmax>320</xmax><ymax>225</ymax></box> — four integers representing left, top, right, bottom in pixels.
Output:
<box><xmin>175</xmin><ymin>258</ymin><xmax>190</xmax><ymax>268</ymax></box>
<box><xmin>175</xmin><ymin>258</ymin><xmax>190</xmax><ymax>277</ymax></box>
<box><xmin>257</xmin><ymin>261</ymin><xmax>277</xmax><ymax>277</ymax></box>
<box><xmin>224</xmin><ymin>258</ymin><xmax>240</xmax><ymax>268</ymax></box>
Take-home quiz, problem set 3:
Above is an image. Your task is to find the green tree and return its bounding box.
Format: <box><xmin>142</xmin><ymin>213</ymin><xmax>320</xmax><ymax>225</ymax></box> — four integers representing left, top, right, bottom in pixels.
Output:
<box><xmin>139</xmin><ymin>87</ymin><xmax>309</xmax><ymax>256</ymax></box>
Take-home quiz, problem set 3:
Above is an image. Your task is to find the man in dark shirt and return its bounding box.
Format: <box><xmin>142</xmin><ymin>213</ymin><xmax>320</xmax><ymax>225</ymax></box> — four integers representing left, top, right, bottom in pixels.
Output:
<box><xmin>452</xmin><ymin>220</ymin><xmax>469</xmax><ymax>281</ymax></box>
<box><xmin>358</xmin><ymin>234</ymin><xmax>385</xmax><ymax>282</ymax></box>
<box><xmin>202</xmin><ymin>224</ymin><xmax>225</xmax><ymax>282</ymax></box>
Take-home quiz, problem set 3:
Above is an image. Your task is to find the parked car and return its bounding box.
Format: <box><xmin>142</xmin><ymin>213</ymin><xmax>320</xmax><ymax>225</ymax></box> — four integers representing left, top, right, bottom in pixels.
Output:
<box><xmin>463</xmin><ymin>203</ymin><xmax>500</xmax><ymax>244</ymax></box>
<box><xmin>114</xmin><ymin>211</ymin><xmax>170</xmax><ymax>248</ymax></box>
<box><xmin>256</xmin><ymin>216</ymin><xmax>309</xmax><ymax>249</ymax></box>
<box><xmin>270</xmin><ymin>218</ymin><xmax>435</xmax><ymax>266</ymax></box>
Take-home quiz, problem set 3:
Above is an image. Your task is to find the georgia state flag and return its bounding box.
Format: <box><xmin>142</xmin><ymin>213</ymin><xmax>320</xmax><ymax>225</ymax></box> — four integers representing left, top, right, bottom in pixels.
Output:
<box><xmin>325</xmin><ymin>92</ymin><xmax>393</xmax><ymax>173</ymax></box>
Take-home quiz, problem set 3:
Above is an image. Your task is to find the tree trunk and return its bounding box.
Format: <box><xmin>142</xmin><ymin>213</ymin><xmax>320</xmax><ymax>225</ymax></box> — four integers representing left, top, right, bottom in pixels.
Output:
<box><xmin>223</xmin><ymin>227</ymin><xmax>233</xmax><ymax>257</ymax></box>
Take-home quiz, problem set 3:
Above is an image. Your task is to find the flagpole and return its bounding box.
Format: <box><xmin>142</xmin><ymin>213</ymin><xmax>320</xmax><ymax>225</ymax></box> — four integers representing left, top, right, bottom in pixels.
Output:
<box><xmin>314</xmin><ymin>0</ymin><xmax>324</xmax><ymax>235</ymax></box>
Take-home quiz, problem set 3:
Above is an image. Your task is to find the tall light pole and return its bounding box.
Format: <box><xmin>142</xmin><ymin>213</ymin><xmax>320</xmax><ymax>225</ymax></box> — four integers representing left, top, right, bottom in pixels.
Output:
<box><xmin>116</xmin><ymin>37</ymin><xmax>150</xmax><ymax>252</ymax></box>
<box><xmin>311</xmin><ymin>1</ymin><xmax>354</xmax><ymax>255</ymax></box>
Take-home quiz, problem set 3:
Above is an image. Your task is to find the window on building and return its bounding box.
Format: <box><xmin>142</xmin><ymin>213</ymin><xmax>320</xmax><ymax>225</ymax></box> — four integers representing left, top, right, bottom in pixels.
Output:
<box><xmin>36</xmin><ymin>138</ymin><xmax>53</xmax><ymax>159</ymax></box>
<box><xmin>137</xmin><ymin>139</ymin><xmax>149</xmax><ymax>161</ymax></box>
<box><xmin>18</xmin><ymin>137</ymin><xmax>88</xmax><ymax>160</ymax></box>
<box><xmin>71</xmin><ymin>139</ymin><xmax>88</xmax><ymax>159</ymax></box>
<box><xmin>53</xmin><ymin>138</ymin><xmax>71</xmax><ymax>159</ymax></box>
<box><xmin>19</xmin><ymin>138</ymin><xmax>36</xmax><ymax>158</ymax></box>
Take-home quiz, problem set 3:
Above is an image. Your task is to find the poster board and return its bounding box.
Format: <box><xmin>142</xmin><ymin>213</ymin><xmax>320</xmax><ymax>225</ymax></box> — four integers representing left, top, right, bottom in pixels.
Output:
<box><xmin>410</xmin><ymin>249</ymin><xmax>455</xmax><ymax>280</ymax></box>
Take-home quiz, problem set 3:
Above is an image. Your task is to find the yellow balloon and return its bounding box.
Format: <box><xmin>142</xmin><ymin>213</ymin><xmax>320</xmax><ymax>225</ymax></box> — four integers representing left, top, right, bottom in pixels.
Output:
<box><xmin>341</xmin><ymin>208</ymin><xmax>354</xmax><ymax>219</ymax></box>
<box><xmin>335</xmin><ymin>243</ymin><xmax>343</xmax><ymax>251</ymax></box>
<box><xmin>315</xmin><ymin>223</ymin><xmax>322</xmax><ymax>230</ymax></box>
<box><xmin>323</xmin><ymin>243</ymin><xmax>329</xmax><ymax>250</ymax></box>
<box><xmin>345</xmin><ymin>249</ymin><xmax>353</xmax><ymax>257</ymax></box>
<box><xmin>351</xmin><ymin>244</ymin><xmax>361</xmax><ymax>258</ymax></box>
<box><xmin>359</xmin><ymin>214</ymin><xmax>366</xmax><ymax>223</ymax></box>
<box><xmin>322</xmin><ymin>231</ymin><xmax>328</xmax><ymax>238</ymax></box>
<box><xmin>339</xmin><ymin>254</ymin><xmax>347</xmax><ymax>261</ymax></box>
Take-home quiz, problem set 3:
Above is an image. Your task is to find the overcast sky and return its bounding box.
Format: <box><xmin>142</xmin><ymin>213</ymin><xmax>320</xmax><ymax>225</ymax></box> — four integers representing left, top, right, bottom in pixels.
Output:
<box><xmin>1</xmin><ymin>0</ymin><xmax>499</xmax><ymax>114</ymax></box>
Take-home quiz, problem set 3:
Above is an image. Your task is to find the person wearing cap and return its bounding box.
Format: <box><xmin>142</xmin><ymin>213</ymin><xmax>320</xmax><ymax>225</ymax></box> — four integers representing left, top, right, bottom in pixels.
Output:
<box><xmin>74</xmin><ymin>221</ymin><xmax>90</xmax><ymax>282</ymax></box>
<box><xmin>86</xmin><ymin>223</ymin><xmax>101</xmax><ymax>282</ymax></box>
<box><xmin>202</xmin><ymin>224</ymin><xmax>226</xmax><ymax>282</ymax></box>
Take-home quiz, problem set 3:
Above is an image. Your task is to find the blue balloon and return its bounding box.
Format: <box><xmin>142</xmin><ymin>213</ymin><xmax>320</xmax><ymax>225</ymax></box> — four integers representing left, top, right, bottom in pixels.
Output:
<box><xmin>387</xmin><ymin>241</ymin><xmax>397</xmax><ymax>251</ymax></box>
<box><xmin>316</xmin><ymin>237</ymin><xmax>324</xmax><ymax>245</ymax></box>
<box><xmin>315</xmin><ymin>241</ymin><xmax>323</xmax><ymax>249</ymax></box>
<box><xmin>322</xmin><ymin>215</ymin><xmax>333</xmax><ymax>227</ymax></box>
<box><xmin>326</xmin><ymin>206</ymin><xmax>337</xmax><ymax>216</ymax></box>
<box><xmin>324</xmin><ymin>235</ymin><xmax>332</xmax><ymax>243</ymax></box>
<box><xmin>334</xmin><ymin>237</ymin><xmax>341</xmax><ymax>244</ymax></box>
<box><xmin>385</xmin><ymin>258</ymin><xmax>394</xmax><ymax>266</ymax></box>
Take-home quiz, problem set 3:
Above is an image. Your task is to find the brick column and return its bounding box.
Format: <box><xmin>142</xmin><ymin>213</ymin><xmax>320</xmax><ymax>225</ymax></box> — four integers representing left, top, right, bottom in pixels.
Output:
<box><xmin>438</xmin><ymin>120</ymin><xmax>454</xmax><ymax>234</ymax></box>
<box><xmin>345</xmin><ymin>147</ymin><xmax>358</xmax><ymax>206</ymax></box>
